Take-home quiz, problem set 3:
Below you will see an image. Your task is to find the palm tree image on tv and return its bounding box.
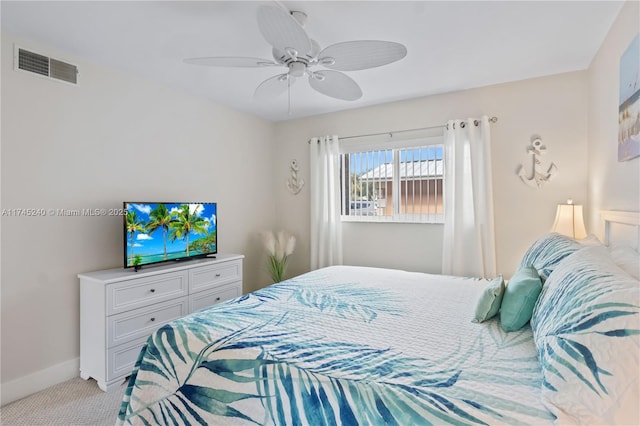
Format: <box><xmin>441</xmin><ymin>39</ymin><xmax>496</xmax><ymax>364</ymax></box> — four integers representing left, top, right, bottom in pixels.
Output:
<box><xmin>168</xmin><ymin>204</ymin><xmax>209</xmax><ymax>257</ymax></box>
<box><xmin>145</xmin><ymin>203</ymin><xmax>173</xmax><ymax>261</ymax></box>
<box><xmin>126</xmin><ymin>210</ymin><xmax>146</xmax><ymax>265</ymax></box>
<box><xmin>125</xmin><ymin>202</ymin><xmax>217</xmax><ymax>268</ymax></box>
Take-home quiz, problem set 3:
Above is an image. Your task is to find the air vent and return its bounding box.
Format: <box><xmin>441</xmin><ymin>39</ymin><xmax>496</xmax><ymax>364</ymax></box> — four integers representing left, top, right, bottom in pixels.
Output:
<box><xmin>14</xmin><ymin>45</ymin><xmax>78</xmax><ymax>84</ymax></box>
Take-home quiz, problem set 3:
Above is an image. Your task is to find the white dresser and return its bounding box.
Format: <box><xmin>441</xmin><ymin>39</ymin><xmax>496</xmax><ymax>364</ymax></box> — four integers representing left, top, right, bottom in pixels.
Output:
<box><xmin>78</xmin><ymin>253</ymin><xmax>243</xmax><ymax>391</ymax></box>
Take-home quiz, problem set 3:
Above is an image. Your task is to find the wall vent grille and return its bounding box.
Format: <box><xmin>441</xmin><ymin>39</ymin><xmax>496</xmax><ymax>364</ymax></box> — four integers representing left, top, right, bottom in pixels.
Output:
<box><xmin>15</xmin><ymin>46</ymin><xmax>78</xmax><ymax>84</ymax></box>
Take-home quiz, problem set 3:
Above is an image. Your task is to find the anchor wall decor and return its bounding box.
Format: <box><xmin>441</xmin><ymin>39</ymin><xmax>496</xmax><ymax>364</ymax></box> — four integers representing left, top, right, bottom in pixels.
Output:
<box><xmin>516</xmin><ymin>135</ymin><xmax>558</xmax><ymax>188</ymax></box>
<box><xmin>286</xmin><ymin>159</ymin><xmax>305</xmax><ymax>194</ymax></box>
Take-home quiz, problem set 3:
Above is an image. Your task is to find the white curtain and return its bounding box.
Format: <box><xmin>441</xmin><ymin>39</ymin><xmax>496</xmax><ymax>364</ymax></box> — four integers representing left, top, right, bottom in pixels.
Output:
<box><xmin>442</xmin><ymin>116</ymin><xmax>497</xmax><ymax>278</ymax></box>
<box><xmin>309</xmin><ymin>135</ymin><xmax>343</xmax><ymax>269</ymax></box>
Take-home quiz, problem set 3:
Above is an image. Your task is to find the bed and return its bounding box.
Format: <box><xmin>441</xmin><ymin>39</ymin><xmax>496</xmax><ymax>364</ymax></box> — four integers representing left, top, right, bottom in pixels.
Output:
<box><xmin>117</xmin><ymin>211</ymin><xmax>639</xmax><ymax>425</ymax></box>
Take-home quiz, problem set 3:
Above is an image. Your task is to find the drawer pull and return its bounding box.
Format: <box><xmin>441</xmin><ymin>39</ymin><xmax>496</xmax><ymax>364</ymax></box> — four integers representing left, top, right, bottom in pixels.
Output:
<box><xmin>215</xmin><ymin>297</ymin><xmax>221</xmax><ymax>302</ymax></box>
<box><xmin>150</xmin><ymin>289</ymin><xmax>156</xmax><ymax>293</ymax></box>
<box><xmin>150</xmin><ymin>317</ymin><xmax>156</xmax><ymax>322</ymax></box>
<box><xmin>215</xmin><ymin>273</ymin><xmax>221</xmax><ymax>278</ymax></box>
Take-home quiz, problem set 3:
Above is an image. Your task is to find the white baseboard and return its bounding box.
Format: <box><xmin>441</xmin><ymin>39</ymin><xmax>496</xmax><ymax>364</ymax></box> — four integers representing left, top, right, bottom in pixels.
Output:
<box><xmin>1</xmin><ymin>357</ymin><xmax>79</xmax><ymax>406</ymax></box>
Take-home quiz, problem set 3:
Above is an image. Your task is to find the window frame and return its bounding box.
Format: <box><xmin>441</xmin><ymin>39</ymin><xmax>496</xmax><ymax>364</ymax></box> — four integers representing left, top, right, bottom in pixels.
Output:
<box><xmin>339</xmin><ymin>135</ymin><xmax>445</xmax><ymax>224</ymax></box>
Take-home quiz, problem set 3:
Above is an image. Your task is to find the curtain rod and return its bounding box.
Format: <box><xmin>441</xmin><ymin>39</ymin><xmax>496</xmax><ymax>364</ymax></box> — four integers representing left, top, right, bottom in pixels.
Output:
<box><xmin>308</xmin><ymin>116</ymin><xmax>498</xmax><ymax>143</ymax></box>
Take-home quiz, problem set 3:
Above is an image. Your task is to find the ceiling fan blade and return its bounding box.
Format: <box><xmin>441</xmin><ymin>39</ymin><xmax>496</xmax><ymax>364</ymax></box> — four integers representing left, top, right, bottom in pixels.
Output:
<box><xmin>257</xmin><ymin>5</ymin><xmax>312</xmax><ymax>59</ymax></box>
<box><xmin>184</xmin><ymin>57</ymin><xmax>278</xmax><ymax>68</ymax></box>
<box><xmin>308</xmin><ymin>71</ymin><xmax>362</xmax><ymax>101</ymax></box>
<box><xmin>254</xmin><ymin>73</ymin><xmax>294</xmax><ymax>100</ymax></box>
<box><xmin>318</xmin><ymin>41</ymin><xmax>407</xmax><ymax>71</ymax></box>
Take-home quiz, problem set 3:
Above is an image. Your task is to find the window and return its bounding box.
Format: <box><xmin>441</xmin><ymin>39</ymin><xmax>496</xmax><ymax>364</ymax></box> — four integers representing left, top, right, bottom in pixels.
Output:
<box><xmin>339</xmin><ymin>136</ymin><xmax>444</xmax><ymax>223</ymax></box>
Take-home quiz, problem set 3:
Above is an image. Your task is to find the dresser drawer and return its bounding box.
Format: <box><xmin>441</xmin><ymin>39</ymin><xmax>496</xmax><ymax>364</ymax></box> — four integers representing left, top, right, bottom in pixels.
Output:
<box><xmin>189</xmin><ymin>282</ymin><xmax>241</xmax><ymax>313</ymax></box>
<box><xmin>107</xmin><ymin>271</ymin><xmax>188</xmax><ymax>315</ymax></box>
<box><xmin>107</xmin><ymin>337</ymin><xmax>148</xmax><ymax>381</ymax></box>
<box><xmin>189</xmin><ymin>260</ymin><xmax>242</xmax><ymax>293</ymax></box>
<box><xmin>107</xmin><ymin>297</ymin><xmax>188</xmax><ymax>348</ymax></box>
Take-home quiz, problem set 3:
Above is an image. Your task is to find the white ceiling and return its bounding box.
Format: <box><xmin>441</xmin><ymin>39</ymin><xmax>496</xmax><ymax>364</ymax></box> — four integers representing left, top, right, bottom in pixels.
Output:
<box><xmin>1</xmin><ymin>1</ymin><xmax>624</xmax><ymax>122</ymax></box>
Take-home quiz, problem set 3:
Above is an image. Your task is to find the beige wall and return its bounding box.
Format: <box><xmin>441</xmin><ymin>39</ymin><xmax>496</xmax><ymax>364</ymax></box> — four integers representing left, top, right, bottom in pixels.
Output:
<box><xmin>587</xmin><ymin>0</ymin><xmax>640</xmax><ymax>232</ymax></box>
<box><xmin>274</xmin><ymin>71</ymin><xmax>589</xmax><ymax>279</ymax></box>
<box><xmin>0</xmin><ymin>34</ymin><xmax>277</xmax><ymax>401</ymax></box>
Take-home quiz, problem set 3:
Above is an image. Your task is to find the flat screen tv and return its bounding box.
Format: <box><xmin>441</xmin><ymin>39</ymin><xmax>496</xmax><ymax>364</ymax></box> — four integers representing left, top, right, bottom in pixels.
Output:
<box><xmin>124</xmin><ymin>202</ymin><xmax>217</xmax><ymax>270</ymax></box>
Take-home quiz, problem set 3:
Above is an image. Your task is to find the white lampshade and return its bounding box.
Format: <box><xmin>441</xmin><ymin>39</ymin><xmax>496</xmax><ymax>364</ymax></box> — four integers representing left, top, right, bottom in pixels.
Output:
<box><xmin>551</xmin><ymin>202</ymin><xmax>587</xmax><ymax>240</ymax></box>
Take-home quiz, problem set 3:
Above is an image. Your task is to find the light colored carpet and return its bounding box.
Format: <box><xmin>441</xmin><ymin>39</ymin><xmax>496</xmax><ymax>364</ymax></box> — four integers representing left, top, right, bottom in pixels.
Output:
<box><xmin>0</xmin><ymin>377</ymin><xmax>126</xmax><ymax>425</ymax></box>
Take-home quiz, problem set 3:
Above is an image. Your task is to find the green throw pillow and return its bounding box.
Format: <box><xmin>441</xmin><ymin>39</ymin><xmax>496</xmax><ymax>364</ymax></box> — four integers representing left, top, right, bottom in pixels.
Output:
<box><xmin>472</xmin><ymin>275</ymin><xmax>505</xmax><ymax>323</ymax></box>
<box><xmin>500</xmin><ymin>266</ymin><xmax>543</xmax><ymax>332</ymax></box>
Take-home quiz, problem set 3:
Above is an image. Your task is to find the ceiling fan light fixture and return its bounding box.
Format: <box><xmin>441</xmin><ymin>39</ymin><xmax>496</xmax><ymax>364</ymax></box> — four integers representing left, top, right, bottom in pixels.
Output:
<box><xmin>289</xmin><ymin>61</ymin><xmax>306</xmax><ymax>77</ymax></box>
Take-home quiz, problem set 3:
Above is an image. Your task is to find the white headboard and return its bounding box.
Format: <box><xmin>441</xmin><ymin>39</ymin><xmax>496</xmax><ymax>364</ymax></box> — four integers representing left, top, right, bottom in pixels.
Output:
<box><xmin>599</xmin><ymin>210</ymin><xmax>640</xmax><ymax>250</ymax></box>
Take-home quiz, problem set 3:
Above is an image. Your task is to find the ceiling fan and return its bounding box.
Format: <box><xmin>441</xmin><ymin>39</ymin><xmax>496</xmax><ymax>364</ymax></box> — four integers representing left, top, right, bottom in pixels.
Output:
<box><xmin>184</xmin><ymin>5</ymin><xmax>407</xmax><ymax>103</ymax></box>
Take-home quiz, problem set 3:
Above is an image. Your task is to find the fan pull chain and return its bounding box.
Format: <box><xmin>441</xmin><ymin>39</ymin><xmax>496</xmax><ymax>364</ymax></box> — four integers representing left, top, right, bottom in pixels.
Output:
<box><xmin>287</xmin><ymin>77</ymin><xmax>292</xmax><ymax>116</ymax></box>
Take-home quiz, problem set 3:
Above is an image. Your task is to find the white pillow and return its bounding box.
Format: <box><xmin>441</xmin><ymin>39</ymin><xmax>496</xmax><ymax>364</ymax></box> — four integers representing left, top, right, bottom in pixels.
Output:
<box><xmin>608</xmin><ymin>244</ymin><xmax>640</xmax><ymax>280</ymax></box>
<box><xmin>531</xmin><ymin>245</ymin><xmax>640</xmax><ymax>425</ymax></box>
<box><xmin>578</xmin><ymin>234</ymin><xmax>603</xmax><ymax>246</ymax></box>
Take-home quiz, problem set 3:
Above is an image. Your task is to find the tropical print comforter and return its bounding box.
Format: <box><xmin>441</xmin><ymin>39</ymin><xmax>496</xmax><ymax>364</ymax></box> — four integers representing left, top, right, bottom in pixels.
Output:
<box><xmin>118</xmin><ymin>266</ymin><xmax>554</xmax><ymax>425</ymax></box>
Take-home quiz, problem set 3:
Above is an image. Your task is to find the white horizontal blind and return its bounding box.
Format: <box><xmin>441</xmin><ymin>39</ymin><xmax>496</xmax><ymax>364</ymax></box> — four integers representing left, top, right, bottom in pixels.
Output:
<box><xmin>340</xmin><ymin>143</ymin><xmax>444</xmax><ymax>223</ymax></box>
